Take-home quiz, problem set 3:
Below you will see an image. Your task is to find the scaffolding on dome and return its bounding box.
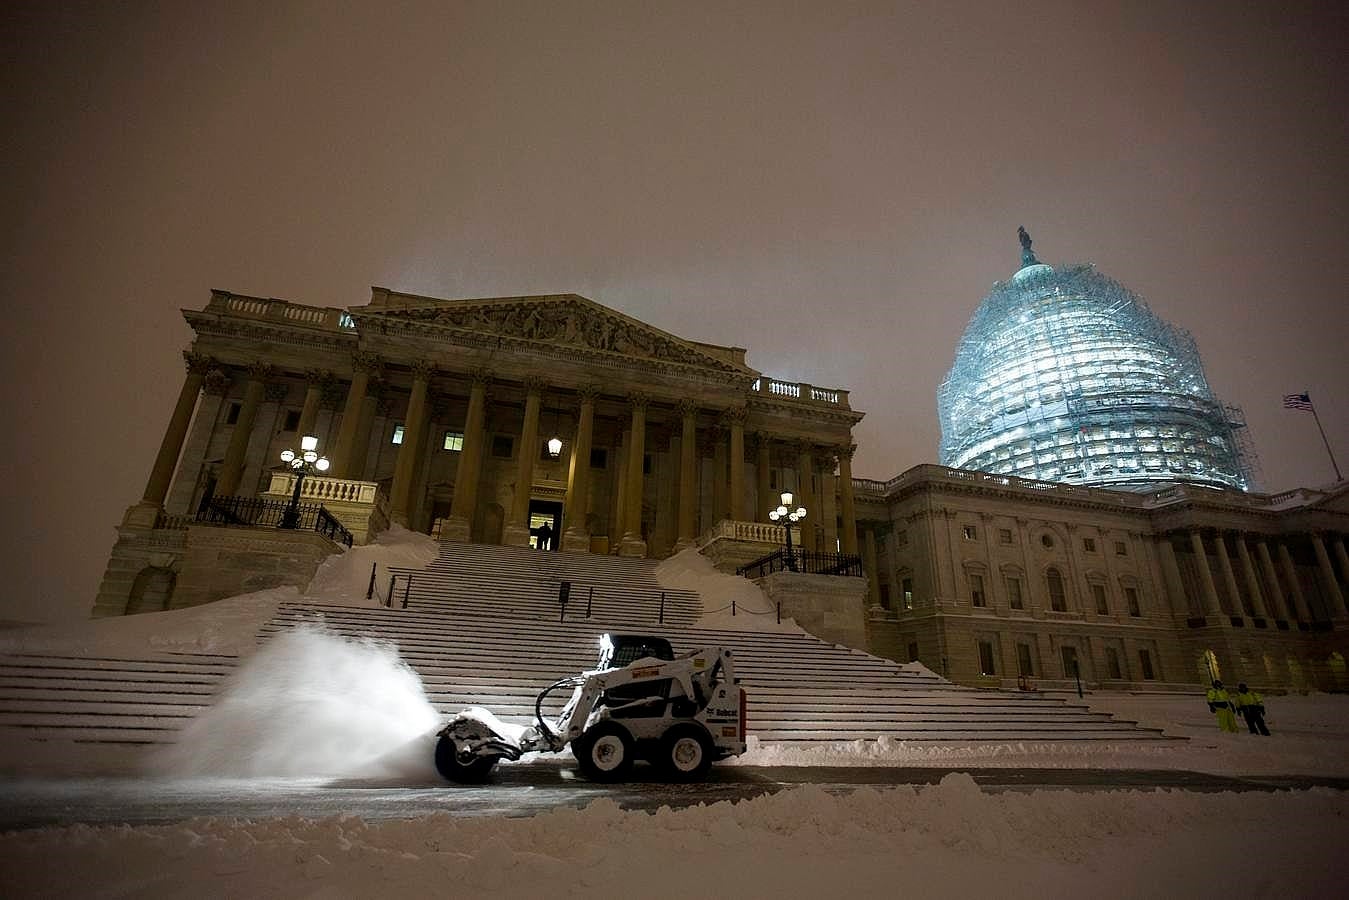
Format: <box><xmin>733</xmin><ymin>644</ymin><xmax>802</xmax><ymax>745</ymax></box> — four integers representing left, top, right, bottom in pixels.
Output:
<box><xmin>938</xmin><ymin>261</ymin><xmax>1255</xmax><ymax>492</ymax></box>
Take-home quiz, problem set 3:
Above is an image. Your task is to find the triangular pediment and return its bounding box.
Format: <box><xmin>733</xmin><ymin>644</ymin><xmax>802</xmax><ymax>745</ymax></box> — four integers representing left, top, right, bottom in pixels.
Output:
<box><xmin>355</xmin><ymin>290</ymin><xmax>753</xmax><ymax>375</ymax></box>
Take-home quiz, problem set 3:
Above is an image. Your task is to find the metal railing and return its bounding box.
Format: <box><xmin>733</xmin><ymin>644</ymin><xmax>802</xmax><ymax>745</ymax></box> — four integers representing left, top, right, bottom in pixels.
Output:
<box><xmin>736</xmin><ymin>549</ymin><xmax>864</xmax><ymax>579</ymax></box>
<box><xmin>195</xmin><ymin>495</ymin><xmax>354</xmax><ymax>547</ymax></box>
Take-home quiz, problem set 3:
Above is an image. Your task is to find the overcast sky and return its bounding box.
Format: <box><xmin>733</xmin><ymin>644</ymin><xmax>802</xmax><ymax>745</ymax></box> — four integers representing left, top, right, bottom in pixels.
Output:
<box><xmin>4</xmin><ymin>1</ymin><xmax>1346</xmax><ymax>622</ymax></box>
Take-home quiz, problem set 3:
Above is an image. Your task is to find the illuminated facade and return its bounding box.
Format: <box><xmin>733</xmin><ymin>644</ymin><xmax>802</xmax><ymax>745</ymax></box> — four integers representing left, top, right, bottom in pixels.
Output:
<box><xmin>938</xmin><ymin>230</ymin><xmax>1253</xmax><ymax>491</ymax></box>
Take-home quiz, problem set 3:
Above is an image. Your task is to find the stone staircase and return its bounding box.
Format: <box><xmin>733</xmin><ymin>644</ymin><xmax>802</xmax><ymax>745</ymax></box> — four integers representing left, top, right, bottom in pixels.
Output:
<box><xmin>381</xmin><ymin>541</ymin><xmax>702</xmax><ymax>626</ymax></box>
<box><xmin>0</xmin><ymin>541</ymin><xmax>1173</xmax><ymax>758</ymax></box>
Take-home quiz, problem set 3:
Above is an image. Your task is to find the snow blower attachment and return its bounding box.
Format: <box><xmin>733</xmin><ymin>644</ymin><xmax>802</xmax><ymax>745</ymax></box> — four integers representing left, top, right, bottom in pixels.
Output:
<box><xmin>434</xmin><ymin>633</ymin><xmax>747</xmax><ymax>783</ymax></box>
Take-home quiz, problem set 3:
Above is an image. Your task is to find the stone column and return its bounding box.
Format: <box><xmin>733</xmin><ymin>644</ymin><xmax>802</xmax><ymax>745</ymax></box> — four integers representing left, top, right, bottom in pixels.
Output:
<box><xmin>1277</xmin><ymin>541</ymin><xmax>1312</xmax><ymax>621</ymax></box>
<box><xmin>1188</xmin><ymin>530</ymin><xmax>1224</xmax><ymax>619</ymax></box>
<box><xmin>618</xmin><ymin>394</ymin><xmax>648</xmax><ymax>557</ymax></box>
<box><xmin>1213</xmin><ymin>532</ymin><xmax>1243</xmax><ymax>617</ymax></box>
<box><xmin>389</xmin><ymin>360</ymin><xmax>435</xmax><ymax>528</ymax></box>
<box><xmin>837</xmin><ymin>443</ymin><xmax>859</xmax><ymax>555</ymax></box>
<box><xmin>562</xmin><ymin>386</ymin><xmax>598</xmax><ymax>552</ymax></box>
<box><xmin>1234</xmin><ymin>536</ymin><xmax>1269</xmax><ymax>619</ymax></box>
<box><xmin>863</xmin><ymin>527</ymin><xmax>881</xmax><ymax>608</ymax></box>
<box><xmin>331</xmin><ymin>353</ymin><xmax>381</xmax><ymax>477</ymax></box>
<box><xmin>726</xmin><ymin>406</ymin><xmax>746</xmax><ymax>521</ymax></box>
<box><xmin>138</xmin><ymin>351</ymin><xmax>213</xmax><ymax>511</ymax></box>
<box><xmin>504</xmin><ymin>378</ymin><xmax>544</xmax><ymax>546</ymax></box>
<box><xmin>795</xmin><ymin>442</ymin><xmax>816</xmax><ymax>552</ymax></box>
<box><xmin>610</xmin><ymin>427</ymin><xmax>629</xmax><ymax>549</ymax></box>
<box><xmin>710</xmin><ymin>427</ymin><xmax>727</xmax><ymax>522</ymax></box>
<box><xmin>755</xmin><ymin>433</ymin><xmax>772</xmax><ymax>520</ymax></box>
<box><xmin>1157</xmin><ymin>536</ymin><xmax>1189</xmax><ymax>617</ymax></box>
<box><xmin>295</xmin><ymin>369</ymin><xmax>331</xmax><ymax>440</ymax></box>
<box><xmin>215</xmin><ymin>363</ymin><xmax>272</xmax><ymax>498</ymax></box>
<box><xmin>165</xmin><ymin>367</ymin><xmax>230</xmax><ymax>516</ymax></box>
<box><xmin>1334</xmin><ymin>537</ymin><xmax>1349</xmax><ymax>589</ymax></box>
<box><xmin>675</xmin><ymin>400</ymin><xmax>699</xmax><ymax>549</ymax></box>
<box><xmin>1311</xmin><ymin>533</ymin><xmax>1348</xmax><ymax>618</ymax></box>
<box><xmin>444</xmin><ymin>369</ymin><xmax>490</xmax><ymax>541</ymax></box>
<box><xmin>1255</xmin><ymin>539</ymin><xmax>1289</xmax><ymax>620</ymax></box>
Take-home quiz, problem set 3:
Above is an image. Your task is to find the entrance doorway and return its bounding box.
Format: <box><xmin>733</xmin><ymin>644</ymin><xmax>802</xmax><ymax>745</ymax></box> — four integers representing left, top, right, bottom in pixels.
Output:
<box><xmin>528</xmin><ymin>499</ymin><xmax>563</xmax><ymax>551</ymax></box>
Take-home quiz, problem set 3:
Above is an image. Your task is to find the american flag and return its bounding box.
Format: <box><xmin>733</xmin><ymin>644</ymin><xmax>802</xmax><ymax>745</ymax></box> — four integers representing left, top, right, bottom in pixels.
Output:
<box><xmin>1283</xmin><ymin>392</ymin><xmax>1314</xmax><ymax>411</ymax></box>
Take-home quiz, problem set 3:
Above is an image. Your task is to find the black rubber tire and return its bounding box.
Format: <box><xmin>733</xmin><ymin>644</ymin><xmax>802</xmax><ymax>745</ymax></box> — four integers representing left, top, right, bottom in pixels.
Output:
<box><xmin>658</xmin><ymin>724</ymin><xmax>714</xmax><ymax>781</ymax></box>
<box><xmin>572</xmin><ymin>721</ymin><xmax>635</xmax><ymax>782</ymax></box>
<box><xmin>434</xmin><ymin>733</ymin><xmax>498</xmax><ymax>784</ymax></box>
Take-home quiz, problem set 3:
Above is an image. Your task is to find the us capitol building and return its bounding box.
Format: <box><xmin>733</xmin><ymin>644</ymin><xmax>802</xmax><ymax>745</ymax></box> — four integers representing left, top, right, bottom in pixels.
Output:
<box><xmin>96</xmin><ymin>233</ymin><xmax>1349</xmax><ymax>692</ymax></box>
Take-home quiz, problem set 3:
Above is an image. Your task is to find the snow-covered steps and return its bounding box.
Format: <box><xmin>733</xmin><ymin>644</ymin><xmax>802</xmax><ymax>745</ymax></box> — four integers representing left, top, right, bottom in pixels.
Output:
<box><xmin>383</xmin><ymin>541</ymin><xmax>702</xmax><ymax>627</ymax></box>
<box><xmin>264</xmin><ymin>600</ymin><xmax>1171</xmax><ymax>742</ymax></box>
<box><xmin>0</xmin><ymin>651</ymin><xmax>236</xmax><ymax>745</ymax></box>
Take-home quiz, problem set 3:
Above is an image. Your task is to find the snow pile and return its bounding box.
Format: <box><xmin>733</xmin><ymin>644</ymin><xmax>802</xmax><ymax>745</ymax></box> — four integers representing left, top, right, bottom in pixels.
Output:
<box><xmin>3</xmin><ymin>774</ymin><xmax>1346</xmax><ymax>897</ymax></box>
<box><xmin>657</xmin><ymin>547</ymin><xmax>802</xmax><ymax>632</ymax></box>
<box><xmin>304</xmin><ymin>525</ymin><xmax>439</xmax><ymax>606</ymax></box>
<box><xmin>154</xmin><ymin>625</ymin><xmax>442</xmax><ymax>779</ymax></box>
<box><xmin>0</xmin><ymin>587</ymin><xmax>295</xmax><ymax>658</ymax></box>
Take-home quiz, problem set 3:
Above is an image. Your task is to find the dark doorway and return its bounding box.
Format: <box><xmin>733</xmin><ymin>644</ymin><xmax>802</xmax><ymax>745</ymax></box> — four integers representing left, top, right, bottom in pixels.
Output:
<box><xmin>528</xmin><ymin>499</ymin><xmax>563</xmax><ymax>551</ymax></box>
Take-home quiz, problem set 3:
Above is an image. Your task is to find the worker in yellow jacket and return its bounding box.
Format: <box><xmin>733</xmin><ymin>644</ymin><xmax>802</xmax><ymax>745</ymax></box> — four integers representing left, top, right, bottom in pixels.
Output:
<box><xmin>1234</xmin><ymin>683</ymin><xmax>1271</xmax><ymax>736</ymax></box>
<box><xmin>1206</xmin><ymin>680</ymin><xmax>1240</xmax><ymax>733</ymax></box>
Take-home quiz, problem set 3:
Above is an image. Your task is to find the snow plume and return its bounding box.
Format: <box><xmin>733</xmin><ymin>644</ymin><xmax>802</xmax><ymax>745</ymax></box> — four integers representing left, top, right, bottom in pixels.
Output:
<box><xmin>153</xmin><ymin>624</ymin><xmax>441</xmax><ymax>779</ymax></box>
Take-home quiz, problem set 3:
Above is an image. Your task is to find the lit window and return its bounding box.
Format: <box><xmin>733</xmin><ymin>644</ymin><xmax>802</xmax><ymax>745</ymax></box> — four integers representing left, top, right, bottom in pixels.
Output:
<box><xmin>902</xmin><ymin>578</ymin><xmax>914</xmax><ymax>611</ymax></box>
<box><xmin>391</xmin><ymin>423</ymin><xmax>405</xmax><ymax>445</ymax></box>
<box><xmin>962</xmin><ymin>525</ymin><xmax>977</xmax><ymax>541</ymax></box>
<box><xmin>443</xmin><ymin>431</ymin><xmax>464</xmax><ymax>452</ymax></box>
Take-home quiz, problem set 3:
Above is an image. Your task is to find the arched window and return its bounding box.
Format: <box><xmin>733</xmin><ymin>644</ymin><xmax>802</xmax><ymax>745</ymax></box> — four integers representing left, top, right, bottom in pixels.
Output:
<box><xmin>1046</xmin><ymin>567</ymin><xmax>1067</xmax><ymax>612</ymax></box>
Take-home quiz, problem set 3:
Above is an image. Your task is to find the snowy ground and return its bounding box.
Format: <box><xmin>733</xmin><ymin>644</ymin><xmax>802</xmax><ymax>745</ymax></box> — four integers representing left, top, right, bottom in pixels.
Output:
<box><xmin>3</xmin><ymin>530</ymin><xmax>1347</xmax><ymax>896</ymax></box>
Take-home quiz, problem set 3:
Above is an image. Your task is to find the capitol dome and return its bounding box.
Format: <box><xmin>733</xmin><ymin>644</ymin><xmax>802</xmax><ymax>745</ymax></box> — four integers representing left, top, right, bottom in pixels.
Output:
<box><xmin>937</xmin><ymin>229</ymin><xmax>1253</xmax><ymax>491</ymax></box>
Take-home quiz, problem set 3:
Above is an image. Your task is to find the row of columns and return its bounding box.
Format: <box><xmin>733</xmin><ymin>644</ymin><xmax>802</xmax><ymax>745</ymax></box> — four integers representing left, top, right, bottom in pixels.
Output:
<box><xmin>1162</xmin><ymin>529</ymin><xmax>1348</xmax><ymax>623</ymax></box>
<box><xmin>137</xmin><ymin>353</ymin><xmax>861</xmax><ymax>559</ymax></box>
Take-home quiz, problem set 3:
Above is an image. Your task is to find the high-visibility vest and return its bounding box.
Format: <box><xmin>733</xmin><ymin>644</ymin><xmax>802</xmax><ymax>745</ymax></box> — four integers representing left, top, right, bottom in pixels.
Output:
<box><xmin>1206</xmin><ymin>688</ymin><xmax>1231</xmax><ymax>710</ymax></box>
<box><xmin>1236</xmin><ymin>691</ymin><xmax>1263</xmax><ymax>709</ymax></box>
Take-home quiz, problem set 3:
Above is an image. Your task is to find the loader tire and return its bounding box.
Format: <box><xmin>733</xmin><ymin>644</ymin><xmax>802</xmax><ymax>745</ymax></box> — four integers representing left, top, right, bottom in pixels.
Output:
<box><xmin>572</xmin><ymin>722</ymin><xmax>634</xmax><ymax>782</ymax></box>
<box><xmin>658</xmin><ymin>724</ymin><xmax>714</xmax><ymax>781</ymax></box>
<box><xmin>435</xmin><ymin>733</ymin><xmax>497</xmax><ymax>784</ymax></box>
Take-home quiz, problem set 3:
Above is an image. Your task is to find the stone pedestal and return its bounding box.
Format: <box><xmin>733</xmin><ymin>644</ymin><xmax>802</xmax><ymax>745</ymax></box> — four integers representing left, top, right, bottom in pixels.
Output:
<box><xmin>757</xmin><ymin>571</ymin><xmax>869</xmax><ymax>650</ymax></box>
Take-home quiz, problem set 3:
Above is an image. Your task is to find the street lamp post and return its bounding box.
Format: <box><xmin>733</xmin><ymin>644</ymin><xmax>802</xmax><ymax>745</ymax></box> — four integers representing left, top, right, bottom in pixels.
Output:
<box><xmin>279</xmin><ymin>434</ymin><xmax>330</xmax><ymax>529</ymax></box>
<box><xmin>768</xmin><ymin>490</ymin><xmax>807</xmax><ymax>572</ymax></box>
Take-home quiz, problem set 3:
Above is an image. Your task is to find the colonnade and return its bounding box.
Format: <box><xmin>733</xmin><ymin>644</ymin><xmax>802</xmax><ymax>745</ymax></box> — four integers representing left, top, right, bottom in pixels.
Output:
<box><xmin>1157</xmin><ymin>528</ymin><xmax>1349</xmax><ymax>623</ymax></box>
<box><xmin>137</xmin><ymin>352</ymin><xmax>861</xmax><ymax>558</ymax></box>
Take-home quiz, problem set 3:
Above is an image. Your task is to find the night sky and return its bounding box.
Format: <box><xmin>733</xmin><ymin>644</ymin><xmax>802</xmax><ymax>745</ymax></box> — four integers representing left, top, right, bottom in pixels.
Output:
<box><xmin>4</xmin><ymin>2</ymin><xmax>1346</xmax><ymax>623</ymax></box>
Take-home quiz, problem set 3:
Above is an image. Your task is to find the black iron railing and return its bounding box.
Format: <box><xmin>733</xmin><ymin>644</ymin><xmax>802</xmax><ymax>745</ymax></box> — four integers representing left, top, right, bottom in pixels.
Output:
<box><xmin>196</xmin><ymin>496</ymin><xmax>354</xmax><ymax>547</ymax></box>
<box><xmin>736</xmin><ymin>549</ymin><xmax>864</xmax><ymax>579</ymax></box>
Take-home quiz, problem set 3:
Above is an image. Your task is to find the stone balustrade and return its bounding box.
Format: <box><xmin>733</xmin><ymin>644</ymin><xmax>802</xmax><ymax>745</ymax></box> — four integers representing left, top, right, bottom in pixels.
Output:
<box><xmin>207</xmin><ymin>290</ymin><xmax>350</xmax><ymax>332</ymax></box>
<box><xmin>750</xmin><ymin>377</ymin><xmax>850</xmax><ymax>409</ymax></box>
<box><xmin>700</xmin><ymin>519</ymin><xmax>786</xmax><ymax>545</ymax></box>
<box><xmin>262</xmin><ymin>473</ymin><xmax>389</xmax><ymax>544</ymax></box>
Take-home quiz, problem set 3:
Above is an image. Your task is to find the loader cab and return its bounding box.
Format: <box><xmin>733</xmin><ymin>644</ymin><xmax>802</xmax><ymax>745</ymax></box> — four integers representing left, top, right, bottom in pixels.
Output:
<box><xmin>596</xmin><ymin>633</ymin><xmax>677</xmax><ymax>715</ymax></box>
<box><xmin>598</xmin><ymin>633</ymin><xmax>675</xmax><ymax>670</ymax></box>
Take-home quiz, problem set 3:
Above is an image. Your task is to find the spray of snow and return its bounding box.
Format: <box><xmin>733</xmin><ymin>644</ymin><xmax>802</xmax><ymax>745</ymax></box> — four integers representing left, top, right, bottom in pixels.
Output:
<box><xmin>154</xmin><ymin>624</ymin><xmax>442</xmax><ymax>779</ymax></box>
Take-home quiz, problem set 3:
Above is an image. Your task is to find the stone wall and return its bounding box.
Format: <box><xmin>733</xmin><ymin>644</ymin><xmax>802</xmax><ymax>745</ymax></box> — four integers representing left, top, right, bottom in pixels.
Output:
<box><xmin>757</xmin><ymin>571</ymin><xmax>869</xmax><ymax>649</ymax></box>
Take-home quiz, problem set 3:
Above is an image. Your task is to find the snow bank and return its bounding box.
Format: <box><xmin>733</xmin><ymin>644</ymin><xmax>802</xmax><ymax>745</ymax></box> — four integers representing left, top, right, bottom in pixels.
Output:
<box><xmin>3</xmin><ymin>775</ymin><xmax>1345</xmax><ymax>897</ymax></box>
<box><xmin>304</xmin><ymin>525</ymin><xmax>438</xmax><ymax>606</ymax></box>
<box><xmin>657</xmin><ymin>547</ymin><xmax>803</xmax><ymax>632</ymax></box>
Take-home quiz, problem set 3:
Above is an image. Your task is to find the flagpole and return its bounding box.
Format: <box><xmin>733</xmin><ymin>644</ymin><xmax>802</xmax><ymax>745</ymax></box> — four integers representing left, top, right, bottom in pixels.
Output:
<box><xmin>1307</xmin><ymin>393</ymin><xmax>1343</xmax><ymax>482</ymax></box>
